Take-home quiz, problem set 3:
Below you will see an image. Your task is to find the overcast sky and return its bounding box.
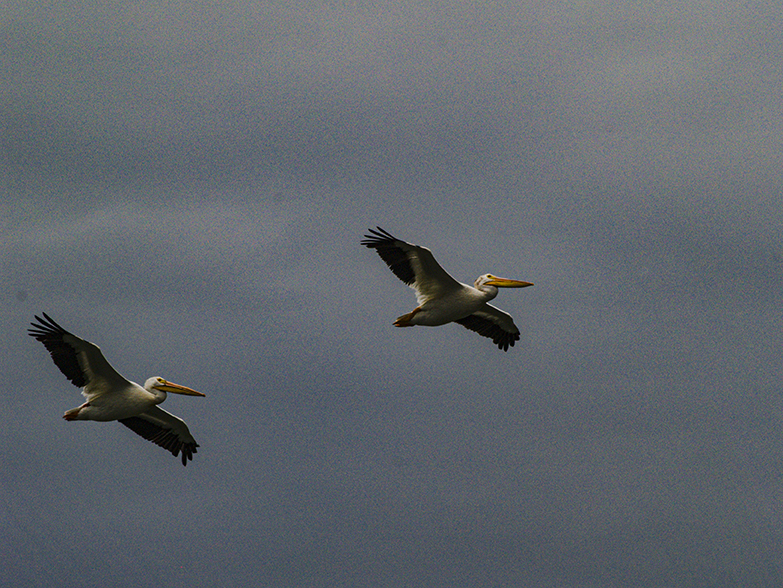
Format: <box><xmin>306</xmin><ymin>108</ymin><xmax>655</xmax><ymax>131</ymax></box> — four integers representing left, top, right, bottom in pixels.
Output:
<box><xmin>3</xmin><ymin>1</ymin><xmax>783</xmax><ymax>586</ymax></box>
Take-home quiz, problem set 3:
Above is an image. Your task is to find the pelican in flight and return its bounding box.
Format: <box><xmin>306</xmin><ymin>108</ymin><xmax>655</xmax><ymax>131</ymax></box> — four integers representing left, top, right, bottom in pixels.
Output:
<box><xmin>362</xmin><ymin>227</ymin><xmax>533</xmax><ymax>351</ymax></box>
<box><xmin>28</xmin><ymin>313</ymin><xmax>205</xmax><ymax>465</ymax></box>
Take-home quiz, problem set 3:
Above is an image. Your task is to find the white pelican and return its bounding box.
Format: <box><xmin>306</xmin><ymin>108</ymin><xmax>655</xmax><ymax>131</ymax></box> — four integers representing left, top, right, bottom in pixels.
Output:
<box><xmin>28</xmin><ymin>313</ymin><xmax>205</xmax><ymax>466</ymax></box>
<box><xmin>362</xmin><ymin>227</ymin><xmax>533</xmax><ymax>351</ymax></box>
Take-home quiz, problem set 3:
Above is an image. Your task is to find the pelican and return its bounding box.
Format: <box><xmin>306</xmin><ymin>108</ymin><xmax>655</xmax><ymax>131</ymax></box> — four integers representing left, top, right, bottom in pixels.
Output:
<box><xmin>28</xmin><ymin>313</ymin><xmax>205</xmax><ymax>465</ymax></box>
<box><xmin>362</xmin><ymin>227</ymin><xmax>533</xmax><ymax>351</ymax></box>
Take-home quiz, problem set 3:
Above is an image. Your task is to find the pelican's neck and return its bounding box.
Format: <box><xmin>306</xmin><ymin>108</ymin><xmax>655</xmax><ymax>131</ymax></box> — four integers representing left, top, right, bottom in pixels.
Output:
<box><xmin>142</xmin><ymin>382</ymin><xmax>167</xmax><ymax>405</ymax></box>
<box><xmin>474</xmin><ymin>283</ymin><xmax>499</xmax><ymax>302</ymax></box>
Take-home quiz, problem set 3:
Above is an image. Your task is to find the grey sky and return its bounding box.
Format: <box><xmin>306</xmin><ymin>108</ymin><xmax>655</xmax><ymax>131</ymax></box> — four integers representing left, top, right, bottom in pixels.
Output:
<box><xmin>3</xmin><ymin>1</ymin><xmax>783</xmax><ymax>586</ymax></box>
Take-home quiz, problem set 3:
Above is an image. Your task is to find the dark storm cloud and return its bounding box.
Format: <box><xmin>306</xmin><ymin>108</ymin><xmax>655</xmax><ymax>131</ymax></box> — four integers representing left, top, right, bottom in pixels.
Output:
<box><xmin>4</xmin><ymin>1</ymin><xmax>780</xmax><ymax>199</ymax></box>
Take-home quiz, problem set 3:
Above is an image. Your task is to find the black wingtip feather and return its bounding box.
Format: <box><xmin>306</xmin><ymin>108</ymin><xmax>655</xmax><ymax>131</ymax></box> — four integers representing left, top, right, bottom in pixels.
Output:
<box><xmin>360</xmin><ymin>226</ymin><xmax>398</xmax><ymax>246</ymax></box>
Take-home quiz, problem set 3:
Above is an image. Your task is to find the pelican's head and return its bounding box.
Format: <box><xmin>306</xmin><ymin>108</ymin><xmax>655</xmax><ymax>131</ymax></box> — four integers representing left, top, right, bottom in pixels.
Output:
<box><xmin>145</xmin><ymin>376</ymin><xmax>206</xmax><ymax>397</ymax></box>
<box><xmin>476</xmin><ymin>274</ymin><xmax>534</xmax><ymax>289</ymax></box>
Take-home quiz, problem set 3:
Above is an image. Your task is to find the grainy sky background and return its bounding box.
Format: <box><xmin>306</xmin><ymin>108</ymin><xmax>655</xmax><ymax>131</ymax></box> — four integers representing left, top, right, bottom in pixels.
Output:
<box><xmin>3</xmin><ymin>1</ymin><xmax>783</xmax><ymax>586</ymax></box>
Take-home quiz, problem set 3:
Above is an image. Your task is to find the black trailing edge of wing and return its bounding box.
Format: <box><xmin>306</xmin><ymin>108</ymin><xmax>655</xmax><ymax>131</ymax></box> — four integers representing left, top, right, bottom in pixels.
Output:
<box><xmin>28</xmin><ymin>313</ymin><xmax>87</xmax><ymax>387</ymax></box>
<box><xmin>118</xmin><ymin>417</ymin><xmax>199</xmax><ymax>466</ymax></box>
<box><xmin>455</xmin><ymin>314</ymin><xmax>520</xmax><ymax>352</ymax></box>
<box><xmin>361</xmin><ymin>227</ymin><xmax>416</xmax><ymax>285</ymax></box>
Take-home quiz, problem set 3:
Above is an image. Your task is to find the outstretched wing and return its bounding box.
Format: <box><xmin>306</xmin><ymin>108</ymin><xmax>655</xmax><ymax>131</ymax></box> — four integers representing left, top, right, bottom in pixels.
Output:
<box><xmin>361</xmin><ymin>227</ymin><xmax>462</xmax><ymax>304</ymax></box>
<box><xmin>28</xmin><ymin>313</ymin><xmax>128</xmax><ymax>392</ymax></box>
<box><xmin>454</xmin><ymin>304</ymin><xmax>521</xmax><ymax>351</ymax></box>
<box><xmin>119</xmin><ymin>405</ymin><xmax>199</xmax><ymax>466</ymax></box>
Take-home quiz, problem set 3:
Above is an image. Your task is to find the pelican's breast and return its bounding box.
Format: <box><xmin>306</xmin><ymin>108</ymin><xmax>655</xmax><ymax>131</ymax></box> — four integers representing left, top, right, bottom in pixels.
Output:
<box><xmin>415</xmin><ymin>285</ymin><xmax>486</xmax><ymax>325</ymax></box>
<box><xmin>83</xmin><ymin>382</ymin><xmax>159</xmax><ymax>421</ymax></box>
